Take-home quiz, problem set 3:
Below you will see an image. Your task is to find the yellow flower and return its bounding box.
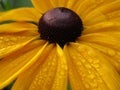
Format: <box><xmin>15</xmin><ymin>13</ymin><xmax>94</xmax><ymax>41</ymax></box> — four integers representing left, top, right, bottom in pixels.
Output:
<box><xmin>0</xmin><ymin>0</ymin><xmax>120</xmax><ymax>90</ymax></box>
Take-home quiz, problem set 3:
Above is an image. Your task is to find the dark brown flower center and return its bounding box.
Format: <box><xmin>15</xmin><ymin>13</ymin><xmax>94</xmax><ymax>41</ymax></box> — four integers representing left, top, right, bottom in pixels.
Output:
<box><xmin>38</xmin><ymin>7</ymin><xmax>83</xmax><ymax>47</ymax></box>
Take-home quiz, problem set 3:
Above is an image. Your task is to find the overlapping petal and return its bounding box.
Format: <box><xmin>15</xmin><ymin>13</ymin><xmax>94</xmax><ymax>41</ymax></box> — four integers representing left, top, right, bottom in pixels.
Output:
<box><xmin>82</xmin><ymin>42</ymin><xmax>120</xmax><ymax>73</ymax></box>
<box><xmin>83</xmin><ymin>21</ymin><xmax>120</xmax><ymax>34</ymax></box>
<box><xmin>75</xmin><ymin>0</ymin><xmax>115</xmax><ymax>18</ymax></box>
<box><xmin>64</xmin><ymin>45</ymin><xmax>86</xmax><ymax>90</ymax></box>
<box><xmin>51</xmin><ymin>45</ymin><xmax>68</xmax><ymax>90</ymax></box>
<box><xmin>0</xmin><ymin>40</ymin><xmax>47</xmax><ymax>89</ymax></box>
<box><xmin>12</xmin><ymin>44</ymin><xmax>55</xmax><ymax>90</ymax></box>
<box><xmin>64</xmin><ymin>43</ymin><xmax>120</xmax><ymax>90</ymax></box>
<box><xmin>31</xmin><ymin>0</ymin><xmax>53</xmax><ymax>13</ymax></box>
<box><xmin>0</xmin><ymin>22</ymin><xmax>38</xmax><ymax>33</ymax></box>
<box><xmin>84</xmin><ymin>0</ymin><xmax>120</xmax><ymax>25</ymax></box>
<box><xmin>66</xmin><ymin>0</ymin><xmax>83</xmax><ymax>9</ymax></box>
<box><xmin>0</xmin><ymin>8</ymin><xmax>41</xmax><ymax>23</ymax></box>
<box><xmin>80</xmin><ymin>32</ymin><xmax>120</xmax><ymax>51</ymax></box>
<box><xmin>12</xmin><ymin>44</ymin><xmax>68</xmax><ymax>90</ymax></box>
<box><xmin>29</xmin><ymin>45</ymin><xmax>68</xmax><ymax>90</ymax></box>
<box><xmin>0</xmin><ymin>32</ymin><xmax>39</xmax><ymax>58</ymax></box>
<box><xmin>50</xmin><ymin>0</ymin><xmax>68</xmax><ymax>7</ymax></box>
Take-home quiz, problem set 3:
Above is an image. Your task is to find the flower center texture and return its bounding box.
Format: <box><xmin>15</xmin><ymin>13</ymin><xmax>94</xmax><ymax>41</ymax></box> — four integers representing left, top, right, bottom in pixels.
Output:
<box><xmin>38</xmin><ymin>7</ymin><xmax>83</xmax><ymax>47</ymax></box>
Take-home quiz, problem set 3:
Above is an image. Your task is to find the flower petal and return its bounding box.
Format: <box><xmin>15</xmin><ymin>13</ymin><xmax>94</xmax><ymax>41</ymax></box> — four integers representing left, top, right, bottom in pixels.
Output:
<box><xmin>75</xmin><ymin>0</ymin><xmax>115</xmax><ymax>18</ymax></box>
<box><xmin>51</xmin><ymin>45</ymin><xmax>68</xmax><ymax>90</ymax></box>
<box><xmin>12</xmin><ymin>44</ymin><xmax>54</xmax><ymax>90</ymax></box>
<box><xmin>64</xmin><ymin>45</ymin><xmax>86</xmax><ymax>90</ymax></box>
<box><xmin>83</xmin><ymin>42</ymin><xmax>120</xmax><ymax>73</ymax></box>
<box><xmin>65</xmin><ymin>43</ymin><xmax>120</xmax><ymax>90</ymax></box>
<box><xmin>0</xmin><ymin>8</ymin><xmax>41</xmax><ymax>23</ymax></box>
<box><xmin>28</xmin><ymin>45</ymin><xmax>68</xmax><ymax>90</ymax></box>
<box><xmin>66</xmin><ymin>0</ymin><xmax>83</xmax><ymax>9</ymax></box>
<box><xmin>79</xmin><ymin>33</ymin><xmax>120</xmax><ymax>50</ymax></box>
<box><xmin>83</xmin><ymin>22</ymin><xmax>120</xmax><ymax>34</ymax></box>
<box><xmin>50</xmin><ymin>0</ymin><xmax>68</xmax><ymax>7</ymax></box>
<box><xmin>0</xmin><ymin>32</ymin><xmax>39</xmax><ymax>58</ymax></box>
<box><xmin>31</xmin><ymin>0</ymin><xmax>53</xmax><ymax>13</ymax></box>
<box><xmin>84</xmin><ymin>0</ymin><xmax>120</xmax><ymax>25</ymax></box>
<box><xmin>0</xmin><ymin>22</ymin><xmax>38</xmax><ymax>33</ymax></box>
<box><xmin>0</xmin><ymin>40</ymin><xmax>47</xmax><ymax>89</ymax></box>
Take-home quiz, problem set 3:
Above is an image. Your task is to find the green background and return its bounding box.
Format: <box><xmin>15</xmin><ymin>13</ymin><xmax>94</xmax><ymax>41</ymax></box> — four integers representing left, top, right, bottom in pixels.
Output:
<box><xmin>0</xmin><ymin>0</ymin><xmax>33</xmax><ymax>11</ymax></box>
<box><xmin>0</xmin><ymin>0</ymin><xmax>71</xmax><ymax>90</ymax></box>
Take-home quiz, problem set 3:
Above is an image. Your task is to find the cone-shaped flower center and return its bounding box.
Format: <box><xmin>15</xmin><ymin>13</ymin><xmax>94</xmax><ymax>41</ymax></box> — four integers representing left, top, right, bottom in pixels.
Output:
<box><xmin>38</xmin><ymin>7</ymin><xmax>83</xmax><ymax>47</ymax></box>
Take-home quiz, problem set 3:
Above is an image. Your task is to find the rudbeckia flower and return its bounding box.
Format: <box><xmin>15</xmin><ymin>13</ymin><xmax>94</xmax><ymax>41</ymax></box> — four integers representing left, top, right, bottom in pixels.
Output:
<box><xmin>0</xmin><ymin>0</ymin><xmax>120</xmax><ymax>90</ymax></box>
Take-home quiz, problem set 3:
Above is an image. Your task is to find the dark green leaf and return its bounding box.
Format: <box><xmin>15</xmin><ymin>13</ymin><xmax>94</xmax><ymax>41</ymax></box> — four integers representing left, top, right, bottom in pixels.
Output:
<box><xmin>13</xmin><ymin>0</ymin><xmax>33</xmax><ymax>8</ymax></box>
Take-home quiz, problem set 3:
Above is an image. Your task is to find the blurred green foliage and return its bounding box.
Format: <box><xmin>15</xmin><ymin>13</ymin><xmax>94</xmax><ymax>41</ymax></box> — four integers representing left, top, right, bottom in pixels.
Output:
<box><xmin>0</xmin><ymin>0</ymin><xmax>32</xmax><ymax>11</ymax></box>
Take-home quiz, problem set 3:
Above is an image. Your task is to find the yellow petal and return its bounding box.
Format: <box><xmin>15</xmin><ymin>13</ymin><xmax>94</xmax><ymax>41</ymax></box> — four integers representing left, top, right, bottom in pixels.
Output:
<box><xmin>76</xmin><ymin>0</ymin><xmax>115</xmax><ymax>19</ymax></box>
<box><xmin>83</xmin><ymin>42</ymin><xmax>120</xmax><ymax>73</ymax></box>
<box><xmin>0</xmin><ymin>40</ymin><xmax>47</xmax><ymax>89</ymax></box>
<box><xmin>28</xmin><ymin>44</ymin><xmax>68</xmax><ymax>90</ymax></box>
<box><xmin>67</xmin><ymin>0</ymin><xmax>106</xmax><ymax>18</ymax></box>
<box><xmin>59</xmin><ymin>0</ymin><xmax>69</xmax><ymax>7</ymax></box>
<box><xmin>50</xmin><ymin>0</ymin><xmax>68</xmax><ymax>7</ymax></box>
<box><xmin>0</xmin><ymin>22</ymin><xmax>38</xmax><ymax>33</ymax></box>
<box><xmin>65</xmin><ymin>43</ymin><xmax>120</xmax><ymax>90</ymax></box>
<box><xmin>31</xmin><ymin>0</ymin><xmax>53</xmax><ymax>13</ymax></box>
<box><xmin>51</xmin><ymin>45</ymin><xmax>68</xmax><ymax>90</ymax></box>
<box><xmin>108</xmin><ymin>10</ymin><xmax>120</xmax><ymax>22</ymax></box>
<box><xmin>83</xmin><ymin>21</ymin><xmax>120</xmax><ymax>34</ymax></box>
<box><xmin>0</xmin><ymin>32</ymin><xmax>39</xmax><ymax>58</ymax></box>
<box><xmin>84</xmin><ymin>0</ymin><xmax>120</xmax><ymax>25</ymax></box>
<box><xmin>66</xmin><ymin>0</ymin><xmax>83</xmax><ymax>9</ymax></box>
<box><xmin>79</xmin><ymin>33</ymin><xmax>120</xmax><ymax>50</ymax></box>
<box><xmin>0</xmin><ymin>8</ymin><xmax>41</xmax><ymax>23</ymax></box>
<box><xmin>76</xmin><ymin>0</ymin><xmax>100</xmax><ymax>19</ymax></box>
<box><xmin>12</xmin><ymin>44</ymin><xmax>54</xmax><ymax>90</ymax></box>
<box><xmin>64</xmin><ymin>45</ymin><xmax>86</xmax><ymax>90</ymax></box>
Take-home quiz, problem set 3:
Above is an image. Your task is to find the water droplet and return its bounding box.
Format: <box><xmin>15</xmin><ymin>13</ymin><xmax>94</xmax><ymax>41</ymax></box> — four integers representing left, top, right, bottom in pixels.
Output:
<box><xmin>107</xmin><ymin>49</ymin><xmax>116</xmax><ymax>56</ymax></box>
<box><xmin>98</xmin><ymin>78</ymin><xmax>103</xmax><ymax>83</ymax></box>
<box><xmin>77</xmin><ymin>62</ymin><xmax>82</xmax><ymax>66</ymax></box>
<box><xmin>89</xmin><ymin>74</ymin><xmax>95</xmax><ymax>79</ymax></box>
<box><xmin>85</xmin><ymin>83</ymin><xmax>90</xmax><ymax>89</ymax></box>
<box><xmin>94</xmin><ymin>59</ymin><xmax>100</xmax><ymax>64</ymax></box>
<box><xmin>0</xmin><ymin>37</ymin><xmax>4</xmax><ymax>40</ymax></box>
<box><xmin>72</xmin><ymin>55</ymin><xmax>77</xmax><ymax>60</ymax></box>
<box><xmin>61</xmin><ymin>64</ymin><xmax>68</xmax><ymax>70</ymax></box>
<box><xmin>88</xmin><ymin>59</ymin><xmax>93</xmax><ymax>63</ymax></box>
<box><xmin>86</xmin><ymin>64</ymin><xmax>92</xmax><ymax>69</ymax></box>
<box><xmin>91</xmin><ymin>82</ymin><xmax>98</xmax><ymax>88</ymax></box>
<box><xmin>94</xmin><ymin>64</ymin><xmax>100</xmax><ymax>68</ymax></box>
<box><xmin>51</xmin><ymin>62</ymin><xmax>56</xmax><ymax>66</ymax></box>
<box><xmin>96</xmin><ymin>0</ymin><xmax>104</xmax><ymax>4</ymax></box>
<box><xmin>81</xmin><ymin>59</ymin><xmax>86</xmax><ymax>63</ymax></box>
